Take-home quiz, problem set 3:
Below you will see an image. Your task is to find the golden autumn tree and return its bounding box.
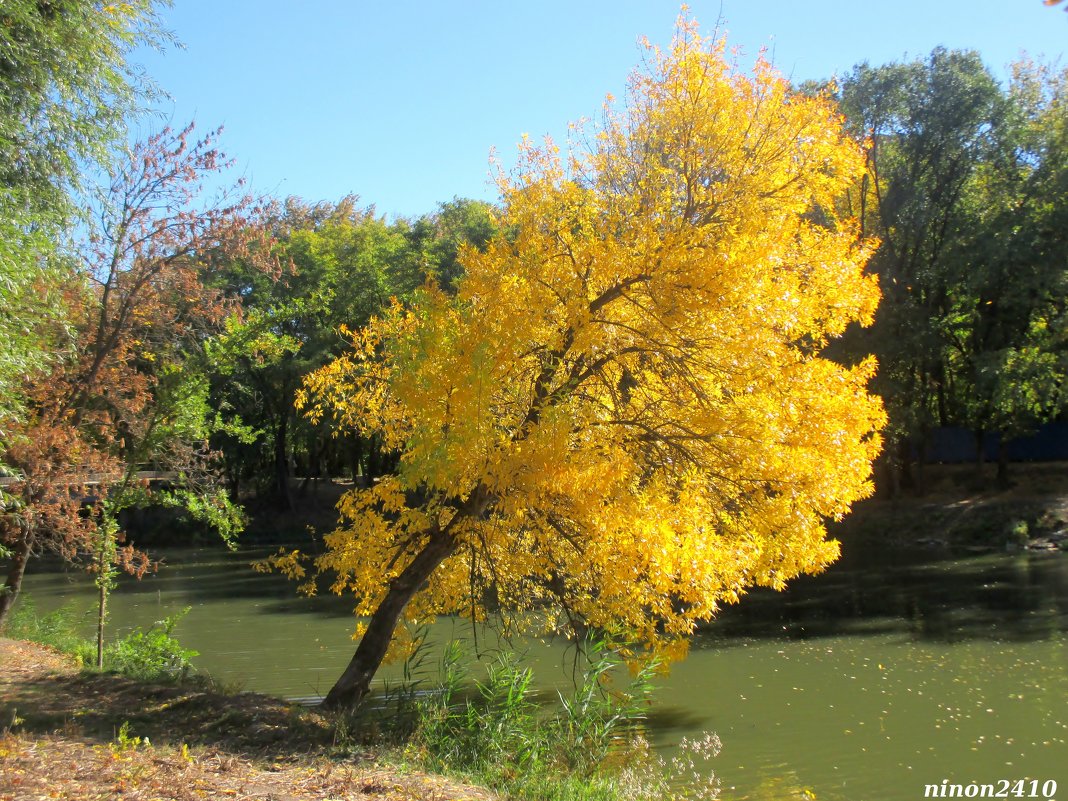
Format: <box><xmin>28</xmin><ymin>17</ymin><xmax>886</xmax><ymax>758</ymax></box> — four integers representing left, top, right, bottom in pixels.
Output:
<box><xmin>292</xmin><ymin>19</ymin><xmax>885</xmax><ymax>709</ymax></box>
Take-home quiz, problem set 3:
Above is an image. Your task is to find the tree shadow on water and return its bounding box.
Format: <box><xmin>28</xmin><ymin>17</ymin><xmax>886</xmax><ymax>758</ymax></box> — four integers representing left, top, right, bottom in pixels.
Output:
<box><xmin>705</xmin><ymin>549</ymin><xmax>1068</xmax><ymax>644</ymax></box>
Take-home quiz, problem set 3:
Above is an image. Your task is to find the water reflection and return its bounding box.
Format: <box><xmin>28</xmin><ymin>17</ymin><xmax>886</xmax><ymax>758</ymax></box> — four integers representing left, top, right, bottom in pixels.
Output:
<box><xmin>41</xmin><ymin>537</ymin><xmax>1068</xmax><ymax>643</ymax></box>
<box><xmin>707</xmin><ymin>543</ymin><xmax>1068</xmax><ymax>644</ymax></box>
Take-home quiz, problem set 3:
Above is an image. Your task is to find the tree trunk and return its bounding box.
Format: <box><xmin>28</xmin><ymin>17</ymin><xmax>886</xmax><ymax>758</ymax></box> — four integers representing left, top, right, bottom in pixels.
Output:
<box><xmin>974</xmin><ymin>428</ymin><xmax>986</xmax><ymax>488</ymax></box>
<box><xmin>274</xmin><ymin>411</ymin><xmax>292</xmax><ymax>511</ymax></box>
<box><xmin>228</xmin><ymin>472</ymin><xmax>241</xmax><ymax>503</ymax></box>
<box><xmin>348</xmin><ymin>435</ymin><xmax>364</xmax><ymax>485</ymax></box>
<box><xmin>996</xmin><ymin>435</ymin><xmax>1011</xmax><ymax>488</ymax></box>
<box><xmin>94</xmin><ymin>518</ymin><xmax>118</xmax><ymax>670</ymax></box>
<box><xmin>366</xmin><ymin>434</ymin><xmax>381</xmax><ymax>481</ymax></box>
<box><xmin>885</xmin><ymin>451</ymin><xmax>900</xmax><ymax>499</ymax></box>
<box><xmin>97</xmin><ymin>572</ymin><xmax>108</xmax><ymax>668</ymax></box>
<box><xmin>321</xmin><ymin>531</ymin><xmax>461</xmax><ymax>709</ymax></box>
<box><xmin>321</xmin><ymin>484</ymin><xmax>492</xmax><ymax>710</ymax></box>
<box><xmin>936</xmin><ymin>363</ymin><xmax>948</xmax><ymax>427</ymax></box>
<box><xmin>0</xmin><ymin>529</ymin><xmax>34</xmax><ymax>631</ymax></box>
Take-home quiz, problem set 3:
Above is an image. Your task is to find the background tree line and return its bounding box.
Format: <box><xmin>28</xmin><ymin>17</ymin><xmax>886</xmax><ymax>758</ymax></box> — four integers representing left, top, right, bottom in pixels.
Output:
<box><xmin>207</xmin><ymin>47</ymin><xmax>1068</xmax><ymax>512</ymax></box>
<box><xmin>833</xmin><ymin>49</ymin><xmax>1068</xmax><ymax>492</ymax></box>
<box><xmin>0</xmin><ymin>0</ymin><xmax>499</xmax><ymax>634</ymax></box>
<box><xmin>204</xmin><ymin>194</ymin><xmax>497</xmax><ymax>514</ymax></box>
<box><xmin>210</xmin><ymin>47</ymin><xmax>1068</xmax><ymax>510</ymax></box>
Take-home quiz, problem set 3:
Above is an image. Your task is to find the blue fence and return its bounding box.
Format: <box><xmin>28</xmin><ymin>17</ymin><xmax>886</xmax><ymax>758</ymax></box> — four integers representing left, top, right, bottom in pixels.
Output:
<box><xmin>920</xmin><ymin>423</ymin><xmax>1068</xmax><ymax>463</ymax></box>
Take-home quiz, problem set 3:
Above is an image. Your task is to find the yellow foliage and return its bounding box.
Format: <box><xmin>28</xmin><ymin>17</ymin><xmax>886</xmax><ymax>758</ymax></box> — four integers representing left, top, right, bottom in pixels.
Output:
<box><xmin>297</xmin><ymin>16</ymin><xmax>884</xmax><ymax>663</ymax></box>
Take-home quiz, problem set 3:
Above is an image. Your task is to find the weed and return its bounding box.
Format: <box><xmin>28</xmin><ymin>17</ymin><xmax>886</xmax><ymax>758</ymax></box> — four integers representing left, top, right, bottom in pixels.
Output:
<box><xmin>3</xmin><ymin>708</ymin><xmax>25</xmax><ymax>733</ymax></box>
<box><xmin>668</xmin><ymin>732</ymin><xmax>722</xmax><ymax>800</ymax></box>
<box><xmin>110</xmin><ymin>721</ymin><xmax>150</xmax><ymax>755</ymax></box>
<box><xmin>4</xmin><ymin>597</ymin><xmax>87</xmax><ymax>658</ymax></box>
<box><xmin>1007</xmin><ymin>518</ymin><xmax>1031</xmax><ymax>547</ymax></box>
<box><xmin>102</xmin><ymin>609</ymin><xmax>198</xmax><ymax>682</ymax></box>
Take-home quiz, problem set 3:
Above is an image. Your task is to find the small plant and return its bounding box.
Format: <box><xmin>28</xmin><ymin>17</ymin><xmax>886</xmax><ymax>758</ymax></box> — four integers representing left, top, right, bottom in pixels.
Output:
<box><xmin>554</xmin><ymin>639</ymin><xmax>659</xmax><ymax>776</ymax></box>
<box><xmin>668</xmin><ymin>732</ymin><xmax>723</xmax><ymax>801</ymax></box>
<box><xmin>408</xmin><ymin>637</ymin><xmax>680</xmax><ymax>801</ymax></box>
<box><xmin>5</xmin><ymin>596</ymin><xmax>199</xmax><ymax>683</ymax></box>
<box><xmin>1007</xmin><ymin>519</ymin><xmax>1030</xmax><ymax>548</ymax></box>
<box><xmin>4</xmin><ymin>708</ymin><xmax>25</xmax><ymax>732</ymax></box>
<box><xmin>110</xmin><ymin>721</ymin><xmax>150</xmax><ymax>756</ymax></box>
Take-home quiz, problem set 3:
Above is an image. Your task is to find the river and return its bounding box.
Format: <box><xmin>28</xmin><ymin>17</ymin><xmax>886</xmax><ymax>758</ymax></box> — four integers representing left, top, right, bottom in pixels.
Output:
<box><xmin>18</xmin><ymin>537</ymin><xmax>1068</xmax><ymax>801</ymax></box>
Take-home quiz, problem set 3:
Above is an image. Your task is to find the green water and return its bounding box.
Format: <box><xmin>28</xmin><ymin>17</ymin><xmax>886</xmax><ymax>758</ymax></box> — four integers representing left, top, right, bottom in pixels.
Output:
<box><xmin>17</xmin><ymin>542</ymin><xmax>1068</xmax><ymax>801</ymax></box>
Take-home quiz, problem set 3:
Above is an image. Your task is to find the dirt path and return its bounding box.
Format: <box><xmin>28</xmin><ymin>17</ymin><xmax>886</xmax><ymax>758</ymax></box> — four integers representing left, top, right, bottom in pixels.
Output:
<box><xmin>0</xmin><ymin>638</ymin><xmax>496</xmax><ymax>801</ymax></box>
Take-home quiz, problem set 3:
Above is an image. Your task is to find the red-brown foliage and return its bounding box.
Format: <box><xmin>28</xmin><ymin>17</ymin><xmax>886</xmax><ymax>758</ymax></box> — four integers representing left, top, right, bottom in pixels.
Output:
<box><xmin>0</xmin><ymin>124</ymin><xmax>278</xmax><ymax>627</ymax></box>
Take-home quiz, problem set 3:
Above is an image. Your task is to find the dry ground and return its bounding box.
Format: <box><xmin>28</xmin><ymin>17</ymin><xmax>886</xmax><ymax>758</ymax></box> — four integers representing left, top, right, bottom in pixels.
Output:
<box><xmin>0</xmin><ymin>639</ymin><xmax>497</xmax><ymax>801</ymax></box>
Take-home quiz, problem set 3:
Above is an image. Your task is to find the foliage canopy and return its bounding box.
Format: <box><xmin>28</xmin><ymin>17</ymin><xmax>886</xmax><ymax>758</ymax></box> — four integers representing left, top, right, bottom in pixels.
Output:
<box><xmin>291</xmin><ymin>19</ymin><xmax>885</xmax><ymax>707</ymax></box>
<box><xmin>0</xmin><ymin>124</ymin><xmax>273</xmax><ymax>631</ymax></box>
<box><xmin>836</xmin><ymin>49</ymin><xmax>1068</xmax><ymax>484</ymax></box>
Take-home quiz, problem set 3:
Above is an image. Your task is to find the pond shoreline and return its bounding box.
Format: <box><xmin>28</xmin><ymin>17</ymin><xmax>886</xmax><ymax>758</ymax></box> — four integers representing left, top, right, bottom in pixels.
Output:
<box><xmin>830</xmin><ymin>461</ymin><xmax>1068</xmax><ymax>551</ymax></box>
<box><xmin>0</xmin><ymin>638</ymin><xmax>498</xmax><ymax>801</ymax></box>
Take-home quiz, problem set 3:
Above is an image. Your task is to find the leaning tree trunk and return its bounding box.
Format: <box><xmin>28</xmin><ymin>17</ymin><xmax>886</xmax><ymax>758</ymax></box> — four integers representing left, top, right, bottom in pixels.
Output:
<box><xmin>0</xmin><ymin>528</ymin><xmax>34</xmax><ymax>631</ymax></box>
<box><xmin>321</xmin><ymin>485</ymin><xmax>492</xmax><ymax>709</ymax></box>
<box><xmin>322</xmin><ymin>531</ymin><xmax>461</xmax><ymax>709</ymax></box>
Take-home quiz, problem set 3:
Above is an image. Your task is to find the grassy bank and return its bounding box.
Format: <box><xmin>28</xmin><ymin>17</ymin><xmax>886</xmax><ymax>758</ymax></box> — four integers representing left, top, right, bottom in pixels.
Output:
<box><xmin>0</xmin><ymin>606</ymin><xmax>713</xmax><ymax>801</ymax></box>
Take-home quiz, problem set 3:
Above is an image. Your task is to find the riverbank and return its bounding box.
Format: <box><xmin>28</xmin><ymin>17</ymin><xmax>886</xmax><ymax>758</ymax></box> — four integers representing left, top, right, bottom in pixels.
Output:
<box><xmin>833</xmin><ymin>461</ymin><xmax>1068</xmax><ymax>551</ymax></box>
<box><xmin>0</xmin><ymin>638</ymin><xmax>498</xmax><ymax>801</ymax></box>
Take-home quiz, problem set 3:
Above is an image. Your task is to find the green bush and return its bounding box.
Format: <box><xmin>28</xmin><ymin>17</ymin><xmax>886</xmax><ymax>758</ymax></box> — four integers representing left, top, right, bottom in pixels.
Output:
<box><xmin>4</xmin><ymin>596</ymin><xmax>87</xmax><ymax>657</ymax></box>
<box><xmin>102</xmin><ymin>609</ymin><xmax>198</xmax><ymax>682</ymax></box>
<box><xmin>5</xmin><ymin>596</ymin><xmax>197</xmax><ymax>683</ymax></box>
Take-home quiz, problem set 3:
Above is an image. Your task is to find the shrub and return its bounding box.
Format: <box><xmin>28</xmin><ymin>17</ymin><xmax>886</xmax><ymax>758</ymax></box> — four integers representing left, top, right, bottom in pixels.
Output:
<box><xmin>406</xmin><ymin>637</ymin><xmax>683</xmax><ymax>801</ymax></box>
<box><xmin>102</xmin><ymin>608</ymin><xmax>198</xmax><ymax>682</ymax></box>
<box><xmin>5</xmin><ymin>596</ymin><xmax>197</xmax><ymax>683</ymax></box>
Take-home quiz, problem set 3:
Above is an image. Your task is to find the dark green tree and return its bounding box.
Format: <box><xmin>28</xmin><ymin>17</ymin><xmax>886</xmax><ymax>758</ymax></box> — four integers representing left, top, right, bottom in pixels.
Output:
<box><xmin>407</xmin><ymin>197</ymin><xmax>498</xmax><ymax>292</ymax></box>
<box><xmin>943</xmin><ymin>59</ymin><xmax>1068</xmax><ymax>481</ymax></box>
<box><xmin>837</xmin><ymin>49</ymin><xmax>1004</xmax><ymax>489</ymax></box>
<box><xmin>206</xmin><ymin>197</ymin><xmax>500</xmax><ymax>511</ymax></box>
<box><xmin>837</xmin><ymin>50</ymin><xmax>1068</xmax><ymax>490</ymax></box>
<box><xmin>209</xmin><ymin>198</ymin><xmax>414</xmax><ymax>509</ymax></box>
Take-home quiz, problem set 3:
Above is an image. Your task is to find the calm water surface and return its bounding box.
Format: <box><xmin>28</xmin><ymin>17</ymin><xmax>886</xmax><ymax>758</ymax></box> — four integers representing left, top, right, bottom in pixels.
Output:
<box><xmin>20</xmin><ymin>539</ymin><xmax>1068</xmax><ymax>801</ymax></box>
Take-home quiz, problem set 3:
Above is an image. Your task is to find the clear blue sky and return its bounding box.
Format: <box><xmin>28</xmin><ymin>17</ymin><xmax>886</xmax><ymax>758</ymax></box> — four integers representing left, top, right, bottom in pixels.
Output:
<box><xmin>136</xmin><ymin>0</ymin><xmax>1067</xmax><ymax>220</ymax></box>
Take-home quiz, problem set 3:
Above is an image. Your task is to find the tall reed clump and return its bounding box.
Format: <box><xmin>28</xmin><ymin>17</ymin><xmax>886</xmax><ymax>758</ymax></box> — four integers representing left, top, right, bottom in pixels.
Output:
<box><xmin>397</xmin><ymin>637</ymin><xmax>719</xmax><ymax>801</ymax></box>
